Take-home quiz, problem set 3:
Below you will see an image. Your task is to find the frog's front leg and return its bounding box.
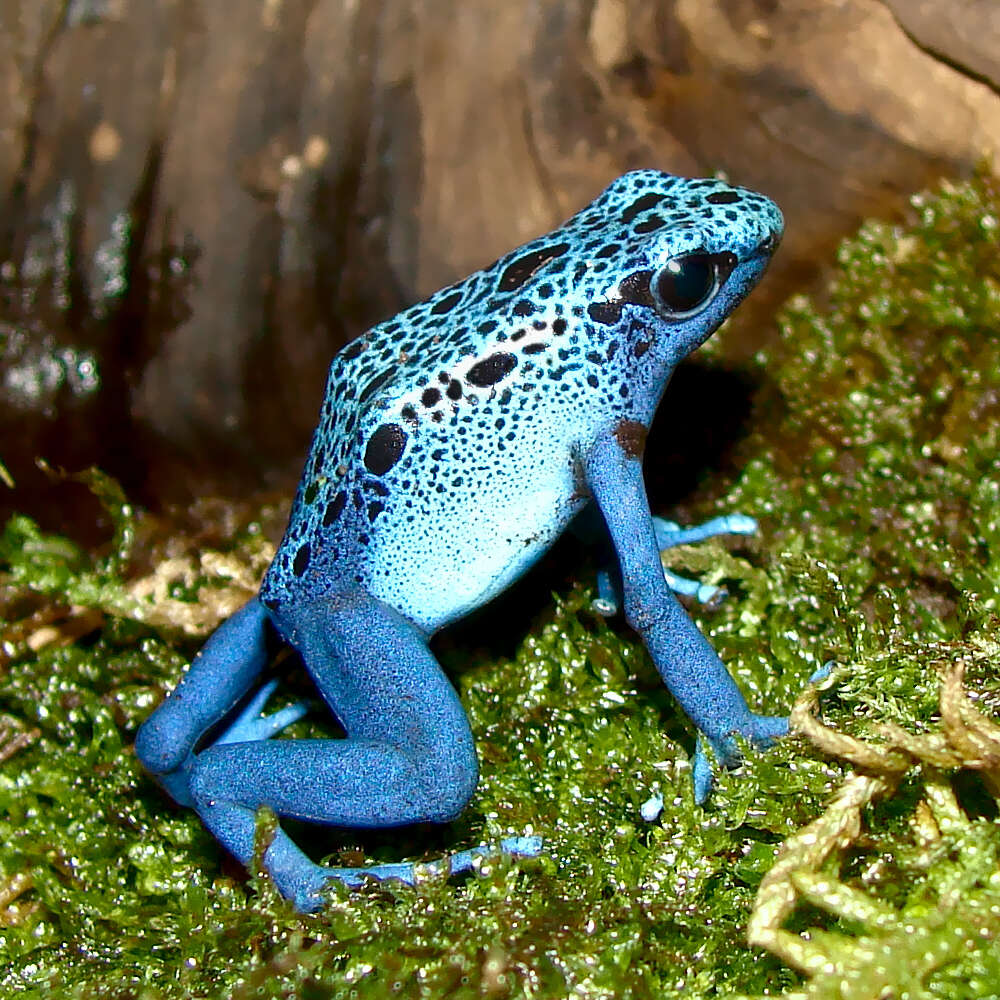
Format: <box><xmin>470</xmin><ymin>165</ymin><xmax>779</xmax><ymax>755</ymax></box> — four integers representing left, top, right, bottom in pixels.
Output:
<box><xmin>179</xmin><ymin>590</ymin><xmax>503</xmax><ymax>912</ymax></box>
<box><xmin>583</xmin><ymin>428</ymin><xmax>787</xmax><ymax>802</ymax></box>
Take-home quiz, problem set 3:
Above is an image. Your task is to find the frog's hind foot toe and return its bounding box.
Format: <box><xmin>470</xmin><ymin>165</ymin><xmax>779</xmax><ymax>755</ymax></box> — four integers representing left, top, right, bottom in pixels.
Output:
<box><xmin>591</xmin><ymin>513</ymin><xmax>758</xmax><ymax>616</ymax></box>
<box><xmin>215</xmin><ymin>679</ymin><xmax>309</xmax><ymax>747</ymax></box>
<box><xmin>652</xmin><ymin>513</ymin><xmax>757</xmax><ymax>549</ymax></box>
<box><xmin>293</xmin><ymin>836</ymin><xmax>544</xmax><ymax>912</ymax></box>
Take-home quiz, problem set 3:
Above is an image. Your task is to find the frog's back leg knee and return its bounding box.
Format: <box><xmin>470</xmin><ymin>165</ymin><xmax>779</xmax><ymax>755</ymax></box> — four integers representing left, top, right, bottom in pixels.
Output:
<box><xmin>135</xmin><ymin>598</ymin><xmax>274</xmax><ymax>777</ymax></box>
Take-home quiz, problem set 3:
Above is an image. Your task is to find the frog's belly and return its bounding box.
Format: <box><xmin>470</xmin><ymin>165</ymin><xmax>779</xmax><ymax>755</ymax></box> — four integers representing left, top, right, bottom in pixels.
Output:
<box><xmin>365</xmin><ymin>477</ymin><xmax>582</xmax><ymax>634</ymax></box>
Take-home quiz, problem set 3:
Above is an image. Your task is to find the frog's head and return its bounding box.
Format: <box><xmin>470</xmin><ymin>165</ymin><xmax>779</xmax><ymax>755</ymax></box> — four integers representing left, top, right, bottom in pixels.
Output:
<box><xmin>571</xmin><ymin>170</ymin><xmax>783</xmax><ymax>367</ymax></box>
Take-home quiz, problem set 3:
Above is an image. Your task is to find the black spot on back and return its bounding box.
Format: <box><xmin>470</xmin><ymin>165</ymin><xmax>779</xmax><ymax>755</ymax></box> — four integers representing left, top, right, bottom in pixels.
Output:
<box><xmin>497</xmin><ymin>242</ymin><xmax>571</xmax><ymax>293</ymax></box>
<box><xmin>293</xmin><ymin>543</ymin><xmax>311</xmax><ymax>576</ymax></box>
<box><xmin>621</xmin><ymin>193</ymin><xmax>663</xmax><ymax>224</ymax></box>
<box><xmin>323</xmin><ymin>492</ymin><xmax>347</xmax><ymax>526</ymax></box>
<box><xmin>633</xmin><ymin>215</ymin><xmax>665</xmax><ymax>234</ymax></box>
<box><xmin>364</xmin><ymin>424</ymin><xmax>408</xmax><ymax>476</ymax></box>
<box><xmin>466</xmin><ymin>352</ymin><xmax>518</xmax><ymax>387</ymax></box>
<box><xmin>431</xmin><ymin>290</ymin><xmax>463</xmax><ymax>315</ymax></box>
<box><xmin>358</xmin><ymin>369</ymin><xmax>395</xmax><ymax>406</ymax></box>
<box><xmin>706</xmin><ymin>191</ymin><xmax>741</xmax><ymax>205</ymax></box>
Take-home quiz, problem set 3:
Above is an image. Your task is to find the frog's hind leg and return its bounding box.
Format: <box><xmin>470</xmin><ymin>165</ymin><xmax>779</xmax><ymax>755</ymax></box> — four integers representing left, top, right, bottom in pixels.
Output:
<box><xmin>592</xmin><ymin>513</ymin><xmax>758</xmax><ymax>614</ymax></box>
<box><xmin>186</xmin><ymin>589</ymin><xmax>534</xmax><ymax>912</ymax></box>
<box><xmin>135</xmin><ymin>598</ymin><xmax>284</xmax><ymax>808</ymax></box>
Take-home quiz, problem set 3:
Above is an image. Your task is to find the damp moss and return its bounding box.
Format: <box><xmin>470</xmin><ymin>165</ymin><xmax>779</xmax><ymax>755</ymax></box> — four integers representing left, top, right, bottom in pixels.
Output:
<box><xmin>0</xmin><ymin>172</ymin><xmax>999</xmax><ymax>998</ymax></box>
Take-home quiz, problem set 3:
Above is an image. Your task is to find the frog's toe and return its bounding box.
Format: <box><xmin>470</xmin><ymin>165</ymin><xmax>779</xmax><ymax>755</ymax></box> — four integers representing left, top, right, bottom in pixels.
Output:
<box><xmin>292</xmin><ymin>859</ymin><xmax>433</xmax><ymax>911</ymax></box>
<box><xmin>214</xmin><ymin>679</ymin><xmax>309</xmax><ymax>746</ymax></box>
<box><xmin>292</xmin><ymin>868</ymin><xmax>362</xmax><ymax>913</ymax></box>
<box><xmin>656</xmin><ymin>513</ymin><xmax>759</xmax><ymax>605</ymax></box>
<box><xmin>431</xmin><ymin>835</ymin><xmax>544</xmax><ymax>877</ymax></box>
<box><xmin>591</xmin><ymin>568</ymin><xmax>619</xmax><ymax>616</ymax></box>
<box><xmin>591</xmin><ymin>557</ymin><xmax>725</xmax><ymax>618</ymax></box>
<box><xmin>691</xmin><ymin>713</ymin><xmax>790</xmax><ymax>803</ymax></box>
<box><xmin>808</xmin><ymin>661</ymin><xmax>836</xmax><ymax>684</ymax></box>
<box><xmin>662</xmin><ymin>568</ymin><xmax>724</xmax><ymax>604</ymax></box>
<box><xmin>593</xmin><ymin>512</ymin><xmax>759</xmax><ymax>616</ymax></box>
<box><xmin>748</xmin><ymin>713</ymin><xmax>790</xmax><ymax>743</ymax></box>
<box><xmin>292</xmin><ymin>836</ymin><xmax>544</xmax><ymax>911</ymax></box>
<box><xmin>401</xmin><ymin>835</ymin><xmax>544</xmax><ymax>881</ymax></box>
<box><xmin>500</xmin><ymin>834</ymin><xmax>544</xmax><ymax>857</ymax></box>
<box><xmin>651</xmin><ymin>512</ymin><xmax>758</xmax><ymax>549</ymax></box>
<box><xmin>692</xmin><ymin>740</ymin><xmax>715</xmax><ymax>805</ymax></box>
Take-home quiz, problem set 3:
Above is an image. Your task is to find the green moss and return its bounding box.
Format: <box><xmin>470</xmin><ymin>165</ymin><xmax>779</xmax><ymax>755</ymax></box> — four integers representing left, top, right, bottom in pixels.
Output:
<box><xmin>1</xmin><ymin>173</ymin><xmax>999</xmax><ymax>997</ymax></box>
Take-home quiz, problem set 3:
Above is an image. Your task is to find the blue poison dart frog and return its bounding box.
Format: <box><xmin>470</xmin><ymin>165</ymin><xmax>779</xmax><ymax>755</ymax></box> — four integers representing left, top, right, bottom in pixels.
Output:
<box><xmin>135</xmin><ymin>170</ymin><xmax>786</xmax><ymax>912</ymax></box>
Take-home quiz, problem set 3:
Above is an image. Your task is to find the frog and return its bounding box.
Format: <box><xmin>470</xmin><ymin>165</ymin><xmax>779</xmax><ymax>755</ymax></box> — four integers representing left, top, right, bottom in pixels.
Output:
<box><xmin>134</xmin><ymin>169</ymin><xmax>787</xmax><ymax>913</ymax></box>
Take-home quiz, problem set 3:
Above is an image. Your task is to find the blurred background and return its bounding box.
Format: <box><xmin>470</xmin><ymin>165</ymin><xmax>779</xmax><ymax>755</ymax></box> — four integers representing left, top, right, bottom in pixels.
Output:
<box><xmin>1</xmin><ymin>0</ymin><xmax>997</xmax><ymax>536</ymax></box>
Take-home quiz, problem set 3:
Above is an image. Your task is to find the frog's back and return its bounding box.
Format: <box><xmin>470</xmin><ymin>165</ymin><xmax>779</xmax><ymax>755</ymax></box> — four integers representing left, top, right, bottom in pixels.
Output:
<box><xmin>261</xmin><ymin>170</ymin><xmax>782</xmax><ymax>632</ymax></box>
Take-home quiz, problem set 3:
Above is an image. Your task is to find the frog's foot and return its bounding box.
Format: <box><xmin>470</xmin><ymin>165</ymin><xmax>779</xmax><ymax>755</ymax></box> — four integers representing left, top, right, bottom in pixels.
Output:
<box><xmin>214</xmin><ymin>679</ymin><xmax>310</xmax><ymax>747</ymax></box>
<box><xmin>147</xmin><ymin>680</ymin><xmax>308</xmax><ymax>808</ymax></box>
<box><xmin>809</xmin><ymin>661</ymin><xmax>836</xmax><ymax>684</ymax></box>
<box><xmin>291</xmin><ymin>835</ymin><xmax>545</xmax><ymax>913</ymax></box>
<box><xmin>691</xmin><ymin>713</ymin><xmax>789</xmax><ymax>804</ymax></box>
<box><xmin>591</xmin><ymin>513</ymin><xmax>758</xmax><ymax>616</ymax></box>
<box><xmin>652</xmin><ymin>513</ymin><xmax>757</xmax><ymax>549</ymax></box>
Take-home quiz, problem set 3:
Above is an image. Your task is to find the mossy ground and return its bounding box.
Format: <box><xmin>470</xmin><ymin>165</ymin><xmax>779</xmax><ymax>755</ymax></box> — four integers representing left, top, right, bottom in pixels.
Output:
<box><xmin>1</xmin><ymin>174</ymin><xmax>999</xmax><ymax>998</ymax></box>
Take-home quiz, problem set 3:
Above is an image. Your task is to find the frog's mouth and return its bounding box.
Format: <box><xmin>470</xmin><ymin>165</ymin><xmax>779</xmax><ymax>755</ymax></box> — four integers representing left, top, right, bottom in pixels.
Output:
<box><xmin>718</xmin><ymin>235</ymin><xmax>780</xmax><ymax>311</ymax></box>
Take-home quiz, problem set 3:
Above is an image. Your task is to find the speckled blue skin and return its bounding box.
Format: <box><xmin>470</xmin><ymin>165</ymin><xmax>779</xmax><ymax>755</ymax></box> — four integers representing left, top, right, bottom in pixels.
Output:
<box><xmin>135</xmin><ymin>170</ymin><xmax>786</xmax><ymax>912</ymax></box>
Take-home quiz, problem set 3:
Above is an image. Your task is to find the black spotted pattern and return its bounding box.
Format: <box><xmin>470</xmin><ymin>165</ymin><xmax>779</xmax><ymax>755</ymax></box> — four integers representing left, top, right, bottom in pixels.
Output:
<box><xmin>498</xmin><ymin>243</ymin><xmax>571</xmax><ymax>292</ymax></box>
<box><xmin>431</xmin><ymin>290</ymin><xmax>463</xmax><ymax>315</ymax></box>
<box><xmin>621</xmin><ymin>192</ymin><xmax>663</xmax><ymax>224</ymax></box>
<box><xmin>324</xmin><ymin>492</ymin><xmax>347</xmax><ymax>526</ymax></box>
<box><xmin>466</xmin><ymin>352</ymin><xmax>517</xmax><ymax>387</ymax></box>
<box><xmin>706</xmin><ymin>191</ymin><xmax>741</xmax><ymax>205</ymax></box>
<box><xmin>364</xmin><ymin>424</ymin><xmax>408</xmax><ymax>476</ymax></box>
<box><xmin>260</xmin><ymin>167</ymin><xmax>783</xmax><ymax>608</ymax></box>
<box><xmin>293</xmin><ymin>543</ymin><xmax>311</xmax><ymax>576</ymax></box>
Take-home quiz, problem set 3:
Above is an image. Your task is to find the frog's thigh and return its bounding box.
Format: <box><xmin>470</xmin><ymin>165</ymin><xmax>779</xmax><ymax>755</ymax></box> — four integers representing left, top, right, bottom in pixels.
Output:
<box><xmin>188</xmin><ymin>589</ymin><xmax>479</xmax><ymax>830</ymax></box>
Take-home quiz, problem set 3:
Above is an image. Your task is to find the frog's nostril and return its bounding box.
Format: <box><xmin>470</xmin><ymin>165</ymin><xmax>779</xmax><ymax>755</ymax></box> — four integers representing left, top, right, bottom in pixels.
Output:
<box><xmin>758</xmin><ymin>230</ymin><xmax>782</xmax><ymax>255</ymax></box>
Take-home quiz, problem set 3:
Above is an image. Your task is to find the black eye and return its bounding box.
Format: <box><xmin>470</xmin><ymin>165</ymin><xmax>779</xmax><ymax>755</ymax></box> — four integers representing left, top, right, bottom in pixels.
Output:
<box><xmin>651</xmin><ymin>253</ymin><xmax>721</xmax><ymax>318</ymax></box>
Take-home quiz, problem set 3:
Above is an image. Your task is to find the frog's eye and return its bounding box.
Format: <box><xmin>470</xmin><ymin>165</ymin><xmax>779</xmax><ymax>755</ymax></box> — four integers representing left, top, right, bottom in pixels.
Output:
<box><xmin>651</xmin><ymin>253</ymin><xmax>728</xmax><ymax>319</ymax></box>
